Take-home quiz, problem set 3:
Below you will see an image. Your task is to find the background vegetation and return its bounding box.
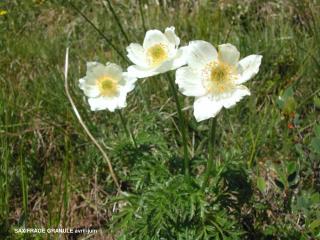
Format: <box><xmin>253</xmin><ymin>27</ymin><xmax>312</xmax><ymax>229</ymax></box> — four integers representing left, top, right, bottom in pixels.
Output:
<box><xmin>0</xmin><ymin>0</ymin><xmax>319</xmax><ymax>239</ymax></box>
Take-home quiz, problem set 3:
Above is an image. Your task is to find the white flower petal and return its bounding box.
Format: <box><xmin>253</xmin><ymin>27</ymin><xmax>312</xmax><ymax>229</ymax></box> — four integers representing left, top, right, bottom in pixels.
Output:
<box><xmin>88</xmin><ymin>97</ymin><xmax>116</xmax><ymax>112</ymax></box>
<box><xmin>169</xmin><ymin>46</ymin><xmax>187</xmax><ymax>70</ymax></box>
<box><xmin>147</xmin><ymin>46</ymin><xmax>186</xmax><ymax>74</ymax></box>
<box><xmin>176</xmin><ymin>67</ymin><xmax>206</xmax><ymax>97</ymax></box>
<box><xmin>88</xmin><ymin>90</ymin><xmax>127</xmax><ymax>112</ymax></box>
<box><xmin>79</xmin><ymin>78</ymin><xmax>100</xmax><ymax>98</ymax></box>
<box><xmin>126</xmin><ymin>43</ymin><xmax>148</xmax><ymax>67</ymax></box>
<box><xmin>117</xmin><ymin>91</ymin><xmax>128</xmax><ymax>109</ymax></box>
<box><xmin>218</xmin><ymin>43</ymin><xmax>240</xmax><ymax>66</ymax></box>
<box><xmin>237</xmin><ymin>55</ymin><xmax>262</xmax><ymax>84</ymax></box>
<box><xmin>86</xmin><ymin>61</ymin><xmax>99</xmax><ymax>70</ymax></box>
<box><xmin>143</xmin><ymin>29</ymin><xmax>169</xmax><ymax>49</ymax></box>
<box><xmin>127</xmin><ymin>49</ymin><xmax>186</xmax><ymax>78</ymax></box>
<box><xmin>86</xmin><ymin>62</ymin><xmax>109</xmax><ymax>79</ymax></box>
<box><xmin>88</xmin><ymin>97</ymin><xmax>111</xmax><ymax>111</ymax></box>
<box><xmin>154</xmin><ymin>48</ymin><xmax>186</xmax><ymax>73</ymax></box>
<box><xmin>127</xmin><ymin>65</ymin><xmax>158</xmax><ymax>78</ymax></box>
<box><xmin>186</xmin><ymin>40</ymin><xmax>218</xmax><ymax>70</ymax></box>
<box><xmin>193</xmin><ymin>95</ymin><xmax>223</xmax><ymax>122</ymax></box>
<box><xmin>105</xmin><ymin>62</ymin><xmax>123</xmax><ymax>81</ymax></box>
<box><xmin>220</xmin><ymin>85</ymin><xmax>251</xmax><ymax>109</ymax></box>
<box><xmin>122</xmin><ymin>72</ymin><xmax>138</xmax><ymax>92</ymax></box>
<box><xmin>164</xmin><ymin>26</ymin><xmax>180</xmax><ymax>47</ymax></box>
<box><xmin>153</xmin><ymin>60</ymin><xmax>174</xmax><ymax>73</ymax></box>
<box><xmin>79</xmin><ymin>77</ymin><xmax>87</xmax><ymax>89</ymax></box>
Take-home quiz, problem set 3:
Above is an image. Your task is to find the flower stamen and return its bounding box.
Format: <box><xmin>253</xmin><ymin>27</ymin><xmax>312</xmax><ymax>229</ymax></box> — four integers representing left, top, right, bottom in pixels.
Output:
<box><xmin>202</xmin><ymin>61</ymin><xmax>237</xmax><ymax>94</ymax></box>
<box><xmin>97</xmin><ymin>76</ymin><xmax>119</xmax><ymax>97</ymax></box>
<box><xmin>147</xmin><ymin>43</ymin><xmax>168</xmax><ymax>67</ymax></box>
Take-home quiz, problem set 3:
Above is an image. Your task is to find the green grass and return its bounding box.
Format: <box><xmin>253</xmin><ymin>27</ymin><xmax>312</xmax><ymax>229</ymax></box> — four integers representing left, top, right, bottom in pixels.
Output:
<box><xmin>0</xmin><ymin>0</ymin><xmax>320</xmax><ymax>239</ymax></box>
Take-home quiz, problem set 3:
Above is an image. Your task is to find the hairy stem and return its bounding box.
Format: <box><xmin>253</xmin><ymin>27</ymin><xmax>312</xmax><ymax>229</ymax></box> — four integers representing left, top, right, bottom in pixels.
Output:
<box><xmin>69</xmin><ymin>1</ymin><xmax>127</xmax><ymax>62</ymax></box>
<box><xmin>168</xmin><ymin>75</ymin><xmax>189</xmax><ymax>175</ymax></box>
<box><xmin>104</xmin><ymin>0</ymin><xmax>130</xmax><ymax>45</ymax></box>
<box><xmin>202</xmin><ymin>117</ymin><xmax>217</xmax><ymax>190</ymax></box>
<box><xmin>118</xmin><ymin>110</ymin><xmax>137</xmax><ymax>148</ymax></box>
<box><xmin>138</xmin><ymin>0</ymin><xmax>147</xmax><ymax>32</ymax></box>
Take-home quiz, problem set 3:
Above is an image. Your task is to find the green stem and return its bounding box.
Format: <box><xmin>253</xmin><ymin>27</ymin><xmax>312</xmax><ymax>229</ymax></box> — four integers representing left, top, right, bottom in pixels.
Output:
<box><xmin>118</xmin><ymin>110</ymin><xmax>137</xmax><ymax>148</ymax></box>
<box><xmin>168</xmin><ymin>75</ymin><xmax>189</xmax><ymax>175</ymax></box>
<box><xmin>69</xmin><ymin>2</ymin><xmax>127</xmax><ymax>62</ymax></box>
<box><xmin>105</xmin><ymin>0</ymin><xmax>130</xmax><ymax>45</ymax></box>
<box><xmin>19</xmin><ymin>153</ymin><xmax>28</xmax><ymax>225</ymax></box>
<box><xmin>2</xmin><ymin>144</ymin><xmax>9</xmax><ymax>224</ymax></box>
<box><xmin>202</xmin><ymin>117</ymin><xmax>217</xmax><ymax>190</ymax></box>
<box><xmin>138</xmin><ymin>0</ymin><xmax>147</xmax><ymax>32</ymax></box>
<box><xmin>61</xmin><ymin>135</ymin><xmax>70</xmax><ymax>228</ymax></box>
<box><xmin>137</xmin><ymin>83</ymin><xmax>151</xmax><ymax>113</ymax></box>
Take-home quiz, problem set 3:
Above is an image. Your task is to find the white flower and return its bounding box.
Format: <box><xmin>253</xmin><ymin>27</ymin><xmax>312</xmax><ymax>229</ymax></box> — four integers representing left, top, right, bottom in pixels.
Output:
<box><xmin>176</xmin><ymin>41</ymin><xmax>262</xmax><ymax>122</ymax></box>
<box><xmin>126</xmin><ymin>26</ymin><xmax>186</xmax><ymax>78</ymax></box>
<box><xmin>79</xmin><ymin>62</ymin><xmax>137</xmax><ymax>112</ymax></box>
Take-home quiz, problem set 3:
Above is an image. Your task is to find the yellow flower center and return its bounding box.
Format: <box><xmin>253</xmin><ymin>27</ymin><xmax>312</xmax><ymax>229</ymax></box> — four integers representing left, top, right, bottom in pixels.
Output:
<box><xmin>147</xmin><ymin>43</ymin><xmax>168</xmax><ymax>67</ymax></box>
<box><xmin>97</xmin><ymin>76</ymin><xmax>119</xmax><ymax>97</ymax></box>
<box><xmin>211</xmin><ymin>62</ymin><xmax>231</xmax><ymax>83</ymax></box>
<box><xmin>0</xmin><ymin>10</ymin><xmax>7</xmax><ymax>16</ymax></box>
<box><xmin>203</xmin><ymin>61</ymin><xmax>237</xmax><ymax>94</ymax></box>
